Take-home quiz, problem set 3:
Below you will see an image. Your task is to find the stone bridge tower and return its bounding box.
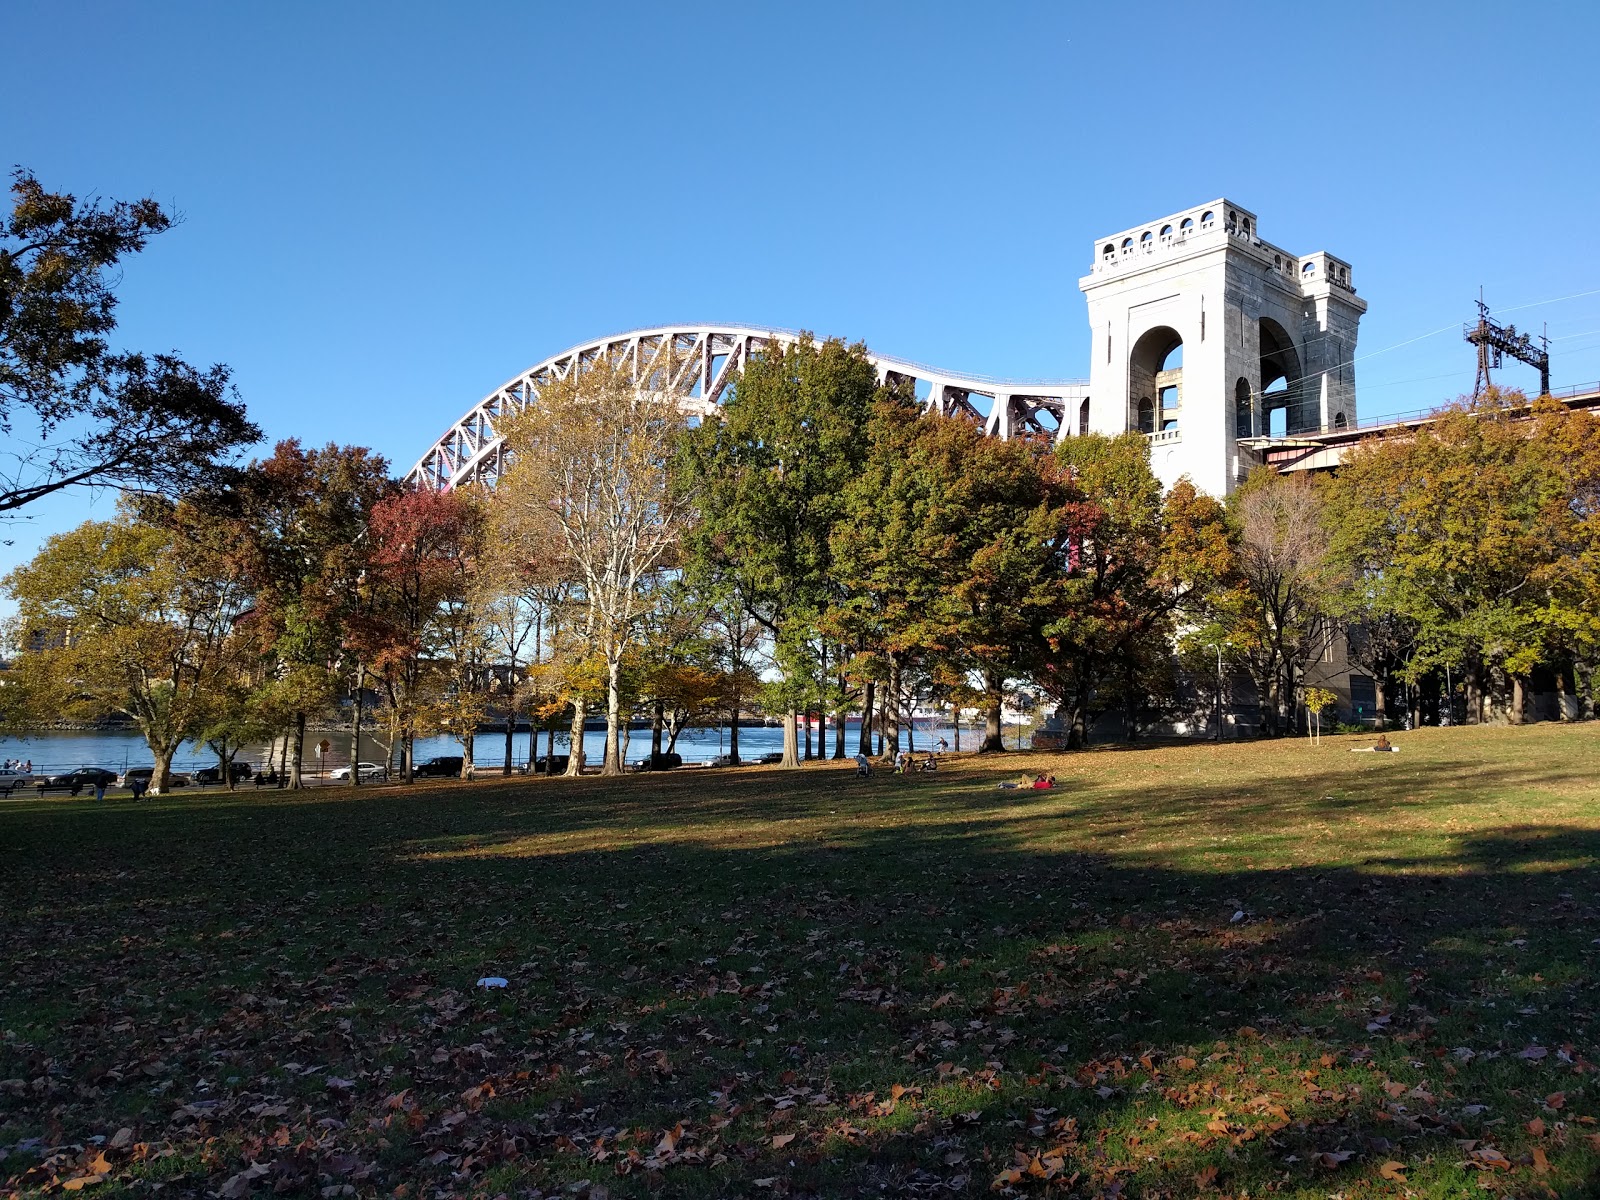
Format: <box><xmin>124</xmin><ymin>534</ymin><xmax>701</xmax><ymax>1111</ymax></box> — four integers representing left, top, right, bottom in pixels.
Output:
<box><xmin>1078</xmin><ymin>200</ymin><xmax>1366</xmax><ymax>496</ymax></box>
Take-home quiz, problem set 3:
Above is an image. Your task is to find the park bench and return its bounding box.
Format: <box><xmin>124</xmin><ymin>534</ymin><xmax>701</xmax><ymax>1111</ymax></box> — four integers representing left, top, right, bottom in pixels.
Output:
<box><xmin>34</xmin><ymin>780</ymin><xmax>85</xmax><ymax>797</ymax></box>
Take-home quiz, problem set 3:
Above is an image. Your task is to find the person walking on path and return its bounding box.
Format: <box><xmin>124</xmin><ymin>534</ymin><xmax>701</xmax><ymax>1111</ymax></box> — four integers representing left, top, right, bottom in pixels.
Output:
<box><xmin>93</xmin><ymin>778</ymin><xmax>108</xmax><ymax>802</ymax></box>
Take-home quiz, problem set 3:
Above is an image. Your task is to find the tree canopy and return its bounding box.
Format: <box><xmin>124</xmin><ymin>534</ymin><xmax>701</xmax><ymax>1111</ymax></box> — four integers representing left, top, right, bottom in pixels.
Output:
<box><xmin>0</xmin><ymin>170</ymin><xmax>259</xmax><ymax>513</ymax></box>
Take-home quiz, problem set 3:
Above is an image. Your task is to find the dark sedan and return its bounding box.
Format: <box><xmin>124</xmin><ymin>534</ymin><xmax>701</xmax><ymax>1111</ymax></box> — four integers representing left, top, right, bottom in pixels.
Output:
<box><xmin>414</xmin><ymin>756</ymin><xmax>464</xmax><ymax>777</ymax></box>
<box><xmin>38</xmin><ymin>767</ymin><xmax>119</xmax><ymax>794</ymax></box>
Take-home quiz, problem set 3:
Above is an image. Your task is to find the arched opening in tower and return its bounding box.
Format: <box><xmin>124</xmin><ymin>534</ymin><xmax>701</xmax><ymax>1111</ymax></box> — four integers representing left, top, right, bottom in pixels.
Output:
<box><xmin>1258</xmin><ymin>318</ymin><xmax>1305</xmax><ymax>435</ymax></box>
<box><xmin>1129</xmin><ymin>326</ymin><xmax>1182</xmax><ymax>436</ymax></box>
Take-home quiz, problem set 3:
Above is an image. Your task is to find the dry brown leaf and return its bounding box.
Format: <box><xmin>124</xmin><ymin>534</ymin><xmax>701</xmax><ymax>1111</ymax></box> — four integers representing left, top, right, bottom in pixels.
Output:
<box><xmin>1527</xmin><ymin>1116</ymin><xmax>1546</xmax><ymax>1136</ymax></box>
<box><xmin>1378</xmin><ymin>1160</ymin><xmax>1407</xmax><ymax>1181</ymax></box>
<box><xmin>770</xmin><ymin>1133</ymin><xmax>795</xmax><ymax>1150</ymax></box>
<box><xmin>1532</xmin><ymin>1147</ymin><xmax>1550</xmax><ymax>1175</ymax></box>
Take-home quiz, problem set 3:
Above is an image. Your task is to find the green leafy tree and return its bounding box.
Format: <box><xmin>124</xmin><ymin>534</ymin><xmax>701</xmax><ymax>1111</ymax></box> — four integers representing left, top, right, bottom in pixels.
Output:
<box><xmin>676</xmin><ymin>335</ymin><xmax>880</xmax><ymax>767</ymax></box>
<box><xmin>831</xmin><ymin>397</ymin><xmax>1087</xmax><ymax>753</ymax></box>
<box><xmin>1324</xmin><ymin>390</ymin><xmax>1600</xmax><ymax>723</ymax></box>
<box><xmin>0</xmin><ymin>169</ymin><xmax>258</xmax><ymax>513</ymax></box>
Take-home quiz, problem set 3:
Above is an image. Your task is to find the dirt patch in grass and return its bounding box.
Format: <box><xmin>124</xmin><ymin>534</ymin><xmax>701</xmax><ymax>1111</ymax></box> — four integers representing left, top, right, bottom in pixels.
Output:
<box><xmin>3</xmin><ymin>724</ymin><xmax>1598</xmax><ymax>1197</ymax></box>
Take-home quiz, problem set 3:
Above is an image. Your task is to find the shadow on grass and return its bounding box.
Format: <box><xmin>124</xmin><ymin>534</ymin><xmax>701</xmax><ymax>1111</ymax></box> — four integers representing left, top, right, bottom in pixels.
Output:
<box><xmin>2</xmin><ymin>744</ymin><xmax>1598</xmax><ymax>1198</ymax></box>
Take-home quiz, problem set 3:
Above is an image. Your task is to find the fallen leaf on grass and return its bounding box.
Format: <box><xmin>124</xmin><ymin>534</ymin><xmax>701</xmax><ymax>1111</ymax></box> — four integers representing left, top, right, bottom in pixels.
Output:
<box><xmin>1532</xmin><ymin>1147</ymin><xmax>1550</xmax><ymax>1175</ymax></box>
<box><xmin>1527</xmin><ymin>1117</ymin><xmax>1546</xmax><ymax>1136</ymax></box>
<box><xmin>1545</xmin><ymin>1091</ymin><xmax>1566</xmax><ymax>1109</ymax></box>
<box><xmin>771</xmin><ymin>1133</ymin><xmax>795</xmax><ymax>1149</ymax></box>
<box><xmin>1194</xmin><ymin>1164</ymin><xmax>1219</xmax><ymax>1189</ymax></box>
<box><xmin>655</xmin><ymin>1123</ymin><xmax>682</xmax><ymax>1155</ymax></box>
<box><xmin>1316</xmin><ymin>1149</ymin><xmax>1354</xmax><ymax>1169</ymax></box>
<box><xmin>1378</xmin><ymin>1160</ymin><xmax>1407</xmax><ymax>1181</ymax></box>
<box><xmin>990</xmin><ymin>1167</ymin><xmax>1024</xmax><ymax>1189</ymax></box>
<box><xmin>219</xmin><ymin>1162</ymin><xmax>270</xmax><ymax>1198</ymax></box>
<box><xmin>1517</xmin><ymin>1044</ymin><xmax>1548</xmax><ymax>1061</ymax></box>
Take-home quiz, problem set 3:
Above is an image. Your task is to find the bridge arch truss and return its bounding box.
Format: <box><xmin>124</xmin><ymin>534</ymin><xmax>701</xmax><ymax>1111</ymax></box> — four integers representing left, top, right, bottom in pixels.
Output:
<box><xmin>405</xmin><ymin>324</ymin><xmax>1090</xmax><ymax>490</ymax></box>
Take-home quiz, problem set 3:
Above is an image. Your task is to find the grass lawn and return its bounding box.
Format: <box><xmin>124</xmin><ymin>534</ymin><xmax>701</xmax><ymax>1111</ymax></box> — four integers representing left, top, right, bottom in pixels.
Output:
<box><xmin>3</xmin><ymin>724</ymin><xmax>1599</xmax><ymax>1199</ymax></box>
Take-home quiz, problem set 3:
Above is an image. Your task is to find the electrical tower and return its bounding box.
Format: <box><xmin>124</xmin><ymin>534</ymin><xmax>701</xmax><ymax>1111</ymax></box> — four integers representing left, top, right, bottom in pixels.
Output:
<box><xmin>1466</xmin><ymin>296</ymin><xmax>1550</xmax><ymax>397</ymax></box>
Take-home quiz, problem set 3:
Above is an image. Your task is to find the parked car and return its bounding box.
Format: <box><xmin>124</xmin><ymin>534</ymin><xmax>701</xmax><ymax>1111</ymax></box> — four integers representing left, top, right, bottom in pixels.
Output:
<box><xmin>330</xmin><ymin>762</ymin><xmax>387</xmax><ymax>782</ymax></box>
<box><xmin>534</xmin><ymin>754</ymin><xmax>570</xmax><ymax>775</ymax></box>
<box><xmin>0</xmin><ymin>767</ymin><xmax>38</xmax><ymax>787</ymax></box>
<box><xmin>42</xmin><ymin>767</ymin><xmax>120</xmax><ymax>790</ymax></box>
<box><xmin>193</xmin><ymin>762</ymin><xmax>254</xmax><ymax>784</ymax></box>
<box><xmin>707</xmin><ymin>753</ymin><xmax>741</xmax><ymax>768</ymax></box>
<box><xmin>119</xmin><ymin>766</ymin><xmax>190</xmax><ymax>788</ymax></box>
<box><xmin>413</xmin><ymin>756</ymin><xmax>464</xmax><ymax>777</ymax></box>
<box><xmin>629</xmin><ymin>751</ymin><xmax>683</xmax><ymax>772</ymax></box>
<box><xmin>756</xmin><ymin>752</ymin><xmax>784</xmax><ymax>765</ymax></box>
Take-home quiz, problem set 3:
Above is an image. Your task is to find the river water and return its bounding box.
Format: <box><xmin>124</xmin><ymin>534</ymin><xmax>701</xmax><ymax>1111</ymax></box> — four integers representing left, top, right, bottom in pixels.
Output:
<box><xmin>0</xmin><ymin>719</ymin><xmax>1015</xmax><ymax>780</ymax></box>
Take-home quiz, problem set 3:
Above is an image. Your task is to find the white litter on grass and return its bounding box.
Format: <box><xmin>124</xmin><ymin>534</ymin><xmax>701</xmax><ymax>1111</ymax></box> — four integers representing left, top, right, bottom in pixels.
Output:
<box><xmin>476</xmin><ymin>976</ymin><xmax>508</xmax><ymax>989</ymax></box>
<box><xmin>1231</xmin><ymin>910</ymin><xmax>1246</xmax><ymax>924</ymax></box>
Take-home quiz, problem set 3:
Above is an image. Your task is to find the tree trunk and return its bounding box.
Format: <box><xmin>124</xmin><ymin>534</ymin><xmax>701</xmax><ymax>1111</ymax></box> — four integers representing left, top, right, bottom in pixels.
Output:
<box><xmin>1464</xmin><ymin>662</ymin><xmax>1484</xmax><ymax>725</ymax></box>
<box><xmin>566</xmin><ymin>695</ymin><xmax>587</xmax><ymax>777</ymax></box>
<box><xmin>351</xmin><ymin>667</ymin><xmax>364</xmax><ymax>789</ymax></box>
<box><xmin>150</xmin><ymin>743</ymin><xmax>177</xmax><ymax>796</ymax></box>
<box><xmin>214</xmin><ymin>736</ymin><xmax>233</xmax><ymax>792</ymax></box>
<box><xmin>858</xmin><ymin>680</ymin><xmax>875</xmax><ymax>755</ymax></box>
<box><xmin>729</xmin><ymin>704</ymin><xmax>741</xmax><ymax>763</ymax></box>
<box><xmin>1556</xmin><ymin>664</ymin><xmax>1575</xmax><ymax>721</ymax></box>
<box><xmin>602</xmin><ymin>657</ymin><xmax>624</xmax><ymax>776</ymax></box>
<box><xmin>978</xmin><ymin>668</ymin><xmax>1005</xmax><ymax>753</ymax></box>
<box><xmin>833</xmin><ymin>701</ymin><xmax>847</xmax><ymax>759</ymax></box>
<box><xmin>289</xmin><ymin>711</ymin><xmax>306</xmax><ymax>789</ymax></box>
<box><xmin>803</xmin><ymin>709</ymin><xmax>813</xmax><ymax>761</ymax></box>
<box><xmin>1509</xmin><ymin>675</ymin><xmax>1526</xmax><ymax>725</ymax></box>
<box><xmin>460</xmin><ymin>732</ymin><xmax>475</xmax><ymax>779</ymax></box>
<box><xmin>503</xmin><ymin>702</ymin><xmax>516</xmax><ymax>776</ymax></box>
<box><xmin>953</xmin><ymin>706</ymin><xmax>962</xmax><ymax>753</ymax></box>
<box><xmin>1372</xmin><ymin>676</ymin><xmax>1388</xmax><ymax>731</ymax></box>
<box><xmin>651</xmin><ymin>700</ymin><xmax>664</xmax><ymax>757</ymax></box>
<box><xmin>781</xmin><ymin>707</ymin><xmax>800</xmax><ymax>768</ymax></box>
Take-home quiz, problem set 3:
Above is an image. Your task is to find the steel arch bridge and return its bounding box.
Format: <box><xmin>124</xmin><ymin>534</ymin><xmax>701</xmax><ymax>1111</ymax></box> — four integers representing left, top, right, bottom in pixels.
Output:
<box><xmin>405</xmin><ymin>324</ymin><xmax>1090</xmax><ymax>491</ymax></box>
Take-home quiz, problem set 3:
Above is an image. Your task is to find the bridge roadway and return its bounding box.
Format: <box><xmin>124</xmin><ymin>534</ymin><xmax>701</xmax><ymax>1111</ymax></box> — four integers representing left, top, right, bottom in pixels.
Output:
<box><xmin>405</xmin><ymin>324</ymin><xmax>1090</xmax><ymax>490</ymax></box>
<box><xmin>1241</xmin><ymin>380</ymin><xmax>1600</xmax><ymax>475</ymax></box>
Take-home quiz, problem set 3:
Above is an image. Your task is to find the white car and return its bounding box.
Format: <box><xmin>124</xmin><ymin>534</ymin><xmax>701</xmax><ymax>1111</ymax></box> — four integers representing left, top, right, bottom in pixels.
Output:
<box><xmin>331</xmin><ymin>762</ymin><xmax>387</xmax><ymax>782</ymax></box>
<box><xmin>0</xmin><ymin>767</ymin><xmax>38</xmax><ymax>790</ymax></box>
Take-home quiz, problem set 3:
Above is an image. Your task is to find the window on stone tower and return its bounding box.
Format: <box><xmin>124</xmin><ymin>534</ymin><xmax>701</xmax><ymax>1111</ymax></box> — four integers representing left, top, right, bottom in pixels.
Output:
<box><xmin>1078</xmin><ymin>397</ymin><xmax>1090</xmax><ymax>435</ymax></box>
<box><xmin>1160</xmin><ymin>224</ymin><xmax>1173</xmax><ymax>243</ymax></box>
<box><xmin>1180</xmin><ymin>217</ymin><xmax>1194</xmax><ymax>236</ymax></box>
<box><xmin>1102</xmin><ymin>243</ymin><xmax>1115</xmax><ymax>261</ymax></box>
<box><xmin>1234</xmin><ymin>378</ymin><xmax>1252</xmax><ymax>438</ymax></box>
<box><xmin>1159</xmin><ymin>385</ymin><xmax>1179</xmax><ymax>413</ymax></box>
<box><xmin>1136</xmin><ymin>397</ymin><xmax>1155</xmax><ymax>434</ymax></box>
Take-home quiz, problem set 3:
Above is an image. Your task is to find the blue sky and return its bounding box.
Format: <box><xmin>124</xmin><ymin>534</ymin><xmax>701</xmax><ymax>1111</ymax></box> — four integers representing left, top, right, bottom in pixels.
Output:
<box><xmin>4</xmin><ymin>0</ymin><xmax>1600</xmax><ymax>575</ymax></box>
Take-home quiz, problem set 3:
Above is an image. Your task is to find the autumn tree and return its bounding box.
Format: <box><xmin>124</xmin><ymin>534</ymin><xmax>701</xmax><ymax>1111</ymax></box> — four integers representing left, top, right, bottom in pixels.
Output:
<box><xmin>676</xmin><ymin>335</ymin><xmax>880</xmax><ymax>767</ymax></box>
<box><xmin>1040</xmin><ymin>434</ymin><xmax>1231</xmax><ymax>746</ymax></box>
<box><xmin>221</xmin><ymin>441</ymin><xmax>394</xmax><ymax>786</ymax></box>
<box><xmin>0</xmin><ymin>169</ymin><xmax>258</xmax><ymax>513</ymax></box>
<box><xmin>495</xmin><ymin>360</ymin><xmax>692</xmax><ymax>776</ymax></box>
<box><xmin>1323</xmin><ymin>390</ymin><xmax>1600</xmax><ymax>723</ymax></box>
<box><xmin>2</xmin><ymin>504</ymin><xmax>248</xmax><ymax>791</ymax></box>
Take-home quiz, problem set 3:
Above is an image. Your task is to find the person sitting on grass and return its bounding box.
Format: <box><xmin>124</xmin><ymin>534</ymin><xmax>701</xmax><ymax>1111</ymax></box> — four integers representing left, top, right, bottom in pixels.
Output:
<box><xmin>1031</xmin><ymin>774</ymin><xmax>1057</xmax><ymax>790</ymax></box>
<box><xmin>854</xmin><ymin>754</ymin><xmax>872</xmax><ymax>778</ymax></box>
